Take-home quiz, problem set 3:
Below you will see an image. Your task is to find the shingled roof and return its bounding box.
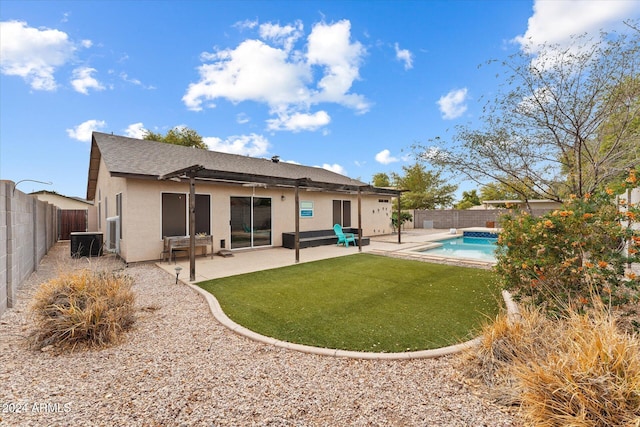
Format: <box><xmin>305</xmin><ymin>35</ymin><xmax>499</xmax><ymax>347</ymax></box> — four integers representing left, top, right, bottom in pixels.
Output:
<box><xmin>87</xmin><ymin>132</ymin><xmax>396</xmax><ymax>200</ymax></box>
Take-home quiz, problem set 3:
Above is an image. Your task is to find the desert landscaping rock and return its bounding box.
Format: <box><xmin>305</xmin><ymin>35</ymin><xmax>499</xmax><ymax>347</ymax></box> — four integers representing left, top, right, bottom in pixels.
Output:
<box><xmin>0</xmin><ymin>242</ymin><xmax>519</xmax><ymax>426</ymax></box>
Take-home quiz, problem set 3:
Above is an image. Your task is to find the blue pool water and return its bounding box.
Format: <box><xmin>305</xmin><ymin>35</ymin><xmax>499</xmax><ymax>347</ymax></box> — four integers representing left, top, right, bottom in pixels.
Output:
<box><xmin>419</xmin><ymin>236</ymin><xmax>498</xmax><ymax>262</ymax></box>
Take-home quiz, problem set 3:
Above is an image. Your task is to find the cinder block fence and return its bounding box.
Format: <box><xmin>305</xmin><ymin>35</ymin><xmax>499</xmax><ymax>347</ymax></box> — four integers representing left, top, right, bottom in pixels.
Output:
<box><xmin>1</xmin><ymin>181</ymin><xmax>58</xmax><ymax>316</ymax></box>
<box><xmin>412</xmin><ymin>208</ymin><xmax>553</xmax><ymax>229</ymax></box>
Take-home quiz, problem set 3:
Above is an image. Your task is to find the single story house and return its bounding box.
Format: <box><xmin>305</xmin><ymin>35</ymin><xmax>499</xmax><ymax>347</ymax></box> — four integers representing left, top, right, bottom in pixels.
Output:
<box><xmin>86</xmin><ymin>132</ymin><xmax>400</xmax><ymax>263</ymax></box>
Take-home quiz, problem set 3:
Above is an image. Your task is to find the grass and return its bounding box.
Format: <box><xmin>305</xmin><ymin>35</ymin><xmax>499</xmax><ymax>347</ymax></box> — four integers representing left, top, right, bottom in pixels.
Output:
<box><xmin>198</xmin><ymin>253</ymin><xmax>502</xmax><ymax>352</ymax></box>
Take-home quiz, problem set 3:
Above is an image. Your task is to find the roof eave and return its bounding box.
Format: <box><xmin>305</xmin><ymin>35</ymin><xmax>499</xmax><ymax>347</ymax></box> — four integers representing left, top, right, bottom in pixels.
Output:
<box><xmin>86</xmin><ymin>136</ymin><xmax>101</xmax><ymax>201</ymax></box>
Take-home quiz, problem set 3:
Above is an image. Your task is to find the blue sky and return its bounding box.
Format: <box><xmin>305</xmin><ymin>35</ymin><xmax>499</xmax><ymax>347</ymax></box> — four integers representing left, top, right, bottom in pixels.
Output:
<box><xmin>1</xmin><ymin>1</ymin><xmax>639</xmax><ymax>200</ymax></box>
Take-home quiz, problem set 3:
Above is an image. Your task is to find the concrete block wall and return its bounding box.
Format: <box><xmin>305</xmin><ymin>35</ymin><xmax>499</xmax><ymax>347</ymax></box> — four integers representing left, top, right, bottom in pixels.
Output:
<box><xmin>413</xmin><ymin>208</ymin><xmax>553</xmax><ymax>229</ymax></box>
<box><xmin>0</xmin><ymin>183</ymin><xmax>7</xmax><ymax>315</ymax></box>
<box><xmin>0</xmin><ymin>181</ymin><xmax>57</xmax><ymax>316</ymax></box>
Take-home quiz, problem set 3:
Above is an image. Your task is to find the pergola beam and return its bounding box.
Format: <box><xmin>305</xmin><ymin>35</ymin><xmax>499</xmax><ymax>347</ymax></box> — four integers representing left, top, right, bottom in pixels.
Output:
<box><xmin>158</xmin><ymin>164</ymin><xmax>404</xmax><ymax>271</ymax></box>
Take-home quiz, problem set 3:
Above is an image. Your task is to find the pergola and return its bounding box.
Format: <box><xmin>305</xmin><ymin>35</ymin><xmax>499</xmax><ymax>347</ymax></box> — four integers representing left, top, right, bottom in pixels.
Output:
<box><xmin>159</xmin><ymin>164</ymin><xmax>403</xmax><ymax>281</ymax></box>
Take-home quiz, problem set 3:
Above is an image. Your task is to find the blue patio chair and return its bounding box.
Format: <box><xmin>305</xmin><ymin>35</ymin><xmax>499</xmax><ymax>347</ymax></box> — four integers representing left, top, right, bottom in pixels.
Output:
<box><xmin>333</xmin><ymin>224</ymin><xmax>356</xmax><ymax>247</ymax></box>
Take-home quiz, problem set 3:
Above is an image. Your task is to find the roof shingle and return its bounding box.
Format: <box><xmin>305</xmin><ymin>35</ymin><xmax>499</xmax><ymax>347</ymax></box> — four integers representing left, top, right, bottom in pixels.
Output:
<box><xmin>87</xmin><ymin>132</ymin><xmax>370</xmax><ymax>199</ymax></box>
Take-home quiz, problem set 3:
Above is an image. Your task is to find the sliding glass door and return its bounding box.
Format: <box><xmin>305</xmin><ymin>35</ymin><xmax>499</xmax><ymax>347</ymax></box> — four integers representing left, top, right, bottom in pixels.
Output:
<box><xmin>230</xmin><ymin>196</ymin><xmax>272</xmax><ymax>249</ymax></box>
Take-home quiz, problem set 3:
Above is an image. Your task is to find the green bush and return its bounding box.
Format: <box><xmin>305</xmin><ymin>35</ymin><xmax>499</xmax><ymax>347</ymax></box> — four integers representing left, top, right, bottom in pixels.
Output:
<box><xmin>29</xmin><ymin>269</ymin><xmax>135</xmax><ymax>350</ymax></box>
<box><xmin>495</xmin><ymin>169</ymin><xmax>640</xmax><ymax>315</ymax></box>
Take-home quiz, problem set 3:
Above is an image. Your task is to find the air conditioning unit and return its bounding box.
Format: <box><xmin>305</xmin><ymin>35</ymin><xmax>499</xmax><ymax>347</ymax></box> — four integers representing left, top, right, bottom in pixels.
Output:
<box><xmin>105</xmin><ymin>216</ymin><xmax>120</xmax><ymax>254</ymax></box>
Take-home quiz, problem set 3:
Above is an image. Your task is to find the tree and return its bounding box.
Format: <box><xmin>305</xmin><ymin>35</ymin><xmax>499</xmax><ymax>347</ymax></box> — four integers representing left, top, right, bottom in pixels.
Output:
<box><xmin>455</xmin><ymin>189</ymin><xmax>481</xmax><ymax>210</ymax></box>
<box><xmin>417</xmin><ymin>27</ymin><xmax>640</xmax><ymax>202</ymax></box>
<box><xmin>391</xmin><ymin>211</ymin><xmax>413</xmax><ymax>231</ymax></box>
<box><xmin>143</xmin><ymin>126</ymin><xmax>207</xmax><ymax>149</ymax></box>
<box><xmin>372</xmin><ymin>172</ymin><xmax>391</xmax><ymax>187</ymax></box>
<box><xmin>479</xmin><ymin>182</ymin><xmax>520</xmax><ymax>202</ymax></box>
<box><xmin>392</xmin><ymin>162</ymin><xmax>457</xmax><ymax>209</ymax></box>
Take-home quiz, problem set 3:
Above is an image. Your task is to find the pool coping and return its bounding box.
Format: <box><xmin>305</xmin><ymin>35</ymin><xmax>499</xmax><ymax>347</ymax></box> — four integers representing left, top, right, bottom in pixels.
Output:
<box><xmin>390</xmin><ymin>230</ymin><xmax>498</xmax><ymax>268</ymax></box>
<box><xmin>187</xmin><ymin>283</ymin><xmax>516</xmax><ymax>360</ymax></box>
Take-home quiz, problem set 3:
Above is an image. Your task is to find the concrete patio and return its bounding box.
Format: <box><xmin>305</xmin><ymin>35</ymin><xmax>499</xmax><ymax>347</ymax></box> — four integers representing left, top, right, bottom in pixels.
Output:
<box><xmin>156</xmin><ymin>229</ymin><xmax>457</xmax><ymax>282</ymax></box>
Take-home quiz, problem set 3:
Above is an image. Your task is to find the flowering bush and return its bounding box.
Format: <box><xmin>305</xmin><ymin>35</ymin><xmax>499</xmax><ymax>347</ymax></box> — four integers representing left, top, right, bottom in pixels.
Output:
<box><xmin>495</xmin><ymin>169</ymin><xmax>640</xmax><ymax>315</ymax></box>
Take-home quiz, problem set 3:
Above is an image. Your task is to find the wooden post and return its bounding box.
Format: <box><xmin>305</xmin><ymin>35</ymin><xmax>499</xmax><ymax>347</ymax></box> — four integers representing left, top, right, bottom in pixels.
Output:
<box><xmin>189</xmin><ymin>176</ymin><xmax>196</xmax><ymax>282</ymax></box>
<box><xmin>397</xmin><ymin>194</ymin><xmax>402</xmax><ymax>245</ymax></box>
<box><xmin>357</xmin><ymin>187</ymin><xmax>362</xmax><ymax>252</ymax></box>
<box><xmin>295</xmin><ymin>183</ymin><xmax>300</xmax><ymax>263</ymax></box>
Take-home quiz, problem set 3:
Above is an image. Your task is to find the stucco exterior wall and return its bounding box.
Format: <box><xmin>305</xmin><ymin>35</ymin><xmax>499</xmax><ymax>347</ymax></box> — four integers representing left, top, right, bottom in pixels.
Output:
<box><xmin>91</xmin><ymin>169</ymin><xmax>395</xmax><ymax>263</ymax></box>
<box><xmin>93</xmin><ymin>157</ymin><xmax>127</xmax><ymax>256</ymax></box>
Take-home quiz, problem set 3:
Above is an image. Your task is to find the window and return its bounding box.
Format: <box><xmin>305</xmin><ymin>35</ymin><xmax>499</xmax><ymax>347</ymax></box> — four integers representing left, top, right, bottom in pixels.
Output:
<box><xmin>332</xmin><ymin>200</ymin><xmax>351</xmax><ymax>227</ymax></box>
<box><xmin>162</xmin><ymin>193</ymin><xmax>186</xmax><ymax>237</ymax></box>
<box><xmin>161</xmin><ymin>192</ymin><xmax>210</xmax><ymax>238</ymax></box>
<box><xmin>98</xmin><ymin>189</ymin><xmax>102</xmax><ymax>229</ymax></box>
<box><xmin>195</xmin><ymin>194</ymin><xmax>211</xmax><ymax>235</ymax></box>
<box><xmin>116</xmin><ymin>193</ymin><xmax>123</xmax><ymax>239</ymax></box>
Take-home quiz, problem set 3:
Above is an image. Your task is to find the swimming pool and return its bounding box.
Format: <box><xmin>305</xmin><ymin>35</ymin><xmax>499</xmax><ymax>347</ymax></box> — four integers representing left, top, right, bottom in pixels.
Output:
<box><xmin>418</xmin><ymin>236</ymin><xmax>498</xmax><ymax>262</ymax></box>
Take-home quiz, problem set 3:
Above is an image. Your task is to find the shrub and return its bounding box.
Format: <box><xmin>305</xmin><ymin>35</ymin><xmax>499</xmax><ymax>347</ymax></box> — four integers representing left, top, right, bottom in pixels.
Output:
<box><xmin>516</xmin><ymin>307</ymin><xmax>640</xmax><ymax>426</ymax></box>
<box><xmin>465</xmin><ymin>304</ymin><xmax>640</xmax><ymax>426</ymax></box>
<box><xmin>29</xmin><ymin>269</ymin><xmax>135</xmax><ymax>350</ymax></box>
<box><xmin>495</xmin><ymin>168</ymin><xmax>640</xmax><ymax>316</ymax></box>
<box><xmin>461</xmin><ymin>306</ymin><xmax>560</xmax><ymax>406</ymax></box>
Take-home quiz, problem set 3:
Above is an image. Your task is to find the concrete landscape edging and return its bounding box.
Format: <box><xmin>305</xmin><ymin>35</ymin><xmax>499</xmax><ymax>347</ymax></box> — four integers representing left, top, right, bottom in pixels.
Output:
<box><xmin>187</xmin><ymin>283</ymin><xmax>516</xmax><ymax>360</ymax></box>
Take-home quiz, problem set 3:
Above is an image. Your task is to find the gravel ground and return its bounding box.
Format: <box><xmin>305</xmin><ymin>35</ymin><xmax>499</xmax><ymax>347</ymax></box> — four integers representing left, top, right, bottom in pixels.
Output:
<box><xmin>1</xmin><ymin>242</ymin><xmax>520</xmax><ymax>426</ymax></box>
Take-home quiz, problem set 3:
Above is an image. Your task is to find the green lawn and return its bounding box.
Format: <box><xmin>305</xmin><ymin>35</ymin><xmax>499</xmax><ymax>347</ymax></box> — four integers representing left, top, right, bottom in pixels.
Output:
<box><xmin>198</xmin><ymin>253</ymin><xmax>502</xmax><ymax>352</ymax></box>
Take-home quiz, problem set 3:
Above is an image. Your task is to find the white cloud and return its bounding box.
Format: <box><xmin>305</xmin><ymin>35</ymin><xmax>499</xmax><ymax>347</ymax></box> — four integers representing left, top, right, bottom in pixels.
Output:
<box><xmin>375</xmin><ymin>149</ymin><xmax>399</xmax><ymax>165</ymax></box>
<box><xmin>183</xmin><ymin>19</ymin><xmax>369</xmax><ymax>132</ymax></box>
<box><xmin>437</xmin><ymin>88</ymin><xmax>468</xmax><ymax>120</ymax></box>
<box><xmin>66</xmin><ymin>119</ymin><xmax>106</xmax><ymax>142</ymax></box>
<box><xmin>266</xmin><ymin>110</ymin><xmax>330</xmax><ymax>132</ymax></box>
<box><xmin>306</xmin><ymin>20</ymin><xmax>369</xmax><ymax>112</ymax></box>
<box><xmin>203</xmin><ymin>133</ymin><xmax>270</xmax><ymax>157</ymax></box>
<box><xmin>0</xmin><ymin>20</ymin><xmax>76</xmax><ymax>90</ymax></box>
<box><xmin>234</xmin><ymin>19</ymin><xmax>258</xmax><ymax>30</ymax></box>
<box><xmin>259</xmin><ymin>21</ymin><xmax>303</xmax><ymax>52</ymax></box>
<box><xmin>320</xmin><ymin>163</ymin><xmax>347</xmax><ymax>176</ymax></box>
<box><xmin>183</xmin><ymin>39</ymin><xmax>310</xmax><ymax>110</ymax></box>
<box><xmin>120</xmin><ymin>72</ymin><xmax>155</xmax><ymax>90</ymax></box>
<box><xmin>124</xmin><ymin>122</ymin><xmax>146</xmax><ymax>139</ymax></box>
<box><xmin>517</xmin><ymin>86</ymin><xmax>554</xmax><ymax>114</ymax></box>
<box><xmin>420</xmin><ymin>146</ymin><xmax>447</xmax><ymax>162</ymax></box>
<box><xmin>80</xmin><ymin>39</ymin><xmax>92</xmax><ymax>48</ymax></box>
<box><xmin>394</xmin><ymin>43</ymin><xmax>413</xmax><ymax>70</ymax></box>
<box><xmin>513</xmin><ymin>0</ymin><xmax>640</xmax><ymax>54</ymax></box>
<box><xmin>236</xmin><ymin>113</ymin><xmax>250</xmax><ymax>124</ymax></box>
<box><xmin>71</xmin><ymin>67</ymin><xmax>104</xmax><ymax>94</ymax></box>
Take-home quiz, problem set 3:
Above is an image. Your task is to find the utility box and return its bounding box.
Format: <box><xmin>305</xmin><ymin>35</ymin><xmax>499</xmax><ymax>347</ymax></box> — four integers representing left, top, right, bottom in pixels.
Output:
<box><xmin>70</xmin><ymin>232</ymin><xmax>103</xmax><ymax>258</ymax></box>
